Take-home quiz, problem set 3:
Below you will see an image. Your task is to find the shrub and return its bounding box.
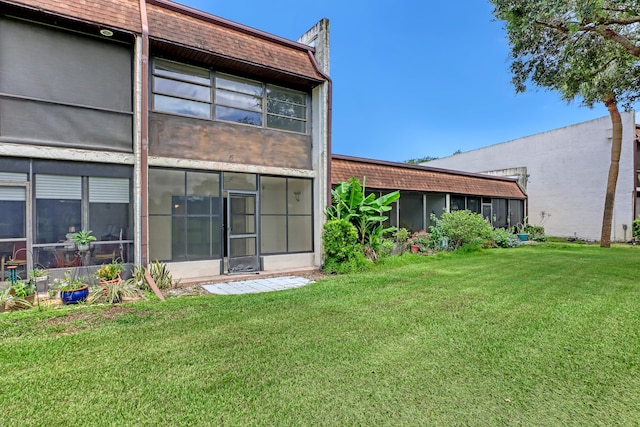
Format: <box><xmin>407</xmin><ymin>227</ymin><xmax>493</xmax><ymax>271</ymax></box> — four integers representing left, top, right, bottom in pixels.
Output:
<box><xmin>523</xmin><ymin>224</ymin><xmax>547</xmax><ymax>241</ymax></box>
<box><xmin>133</xmin><ymin>261</ymin><xmax>176</xmax><ymax>291</ymax></box>
<box><xmin>377</xmin><ymin>237</ymin><xmax>396</xmax><ymax>258</ymax></box>
<box><xmin>492</xmin><ymin>227</ymin><xmax>520</xmax><ymax>248</ymax></box>
<box><xmin>323</xmin><ymin>219</ymin><xmax>359</xmax><ymax>262</ymax></box>
<box><xmin>394</xmin><ymin>228</ymin><xmax>410</xmax><ymax>244</ymax></box>
<box><xmin>430</xmin><ymin>210</ymin><xmax>494</xmax><ymax>250</ymax></box>
<box><xmin>393</xmin><ymin>228</ymin><xmax>411</xmax><ymax>253</ymax></box>
<box><xmin>322</xmin><ymin>219</ymin><xmax>370</xmax><ymax>274</ymax></box>
<box><xmin>632</xmin><ymin>217</ymin><xmax>640</xmax><ymax>240</ymax></box>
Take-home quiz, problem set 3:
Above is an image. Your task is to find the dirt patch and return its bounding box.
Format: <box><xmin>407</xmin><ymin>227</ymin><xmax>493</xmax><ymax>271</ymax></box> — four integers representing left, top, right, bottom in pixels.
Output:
<box><xmin>44</xmin><ymin>306</ymin><xmax>144</xmax><ymax>335</ymax></box>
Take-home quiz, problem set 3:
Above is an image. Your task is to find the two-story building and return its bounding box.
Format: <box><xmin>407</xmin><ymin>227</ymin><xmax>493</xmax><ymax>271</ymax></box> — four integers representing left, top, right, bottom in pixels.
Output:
<box><xmin>0</xmin><ymin>0</ymin><xmax>331</xmax><ymax>280</ymax></box>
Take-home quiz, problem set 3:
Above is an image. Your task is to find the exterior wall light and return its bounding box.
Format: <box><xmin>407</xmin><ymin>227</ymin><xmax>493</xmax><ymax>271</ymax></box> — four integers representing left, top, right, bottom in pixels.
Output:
<box><xmin>100</xmin><ymin>29</ymin><xmax>114</xmax><ymax>37</ymax></box>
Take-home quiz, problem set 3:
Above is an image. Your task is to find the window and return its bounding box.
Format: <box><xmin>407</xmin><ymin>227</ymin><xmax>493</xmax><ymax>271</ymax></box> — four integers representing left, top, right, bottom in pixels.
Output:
<box><xmin>467</xmin><ymin>197</ymin><xmax>481</xmax><ymax>214</ymax></box>
<box><xmin>260</xmin><ymin>177</ymin><xmax>313</xmax><ymax>254</ymax></box>
<box><xmin>149</xmin><ymin>169</ymin><xmax>222</xmax><ymax>261</ymax></box>
<box><xmin>35</xmin><ymin>175</ymin><xmax>82</xmax><ymax>244</ymax></box>
<box><xmin>0</xmin><ymin>173</ymin><xmax>27</xmax><ymax>240</ymax></box>
<box><xmin>151</xmin><ymin>58</ymin><xmax>308</xmax><ymax>133</ymax></box>
<box><xmin>399</xmin><ymin>192</ymin><xmax>424</xmax><ymax>231</ymax></box>
<box><xmin>450</xmin><ymin>195</ymin><xmax>465</xmax><ymax>211</ymax></box>
<box><xmin>492</xmin><ymin>198</ymin><xmax>508</xmax><ymax>228</ymax></box>
<box><xmin>267</xmin><ymin>86</ymin><xmax>307</xmax><ymax>133</ymax></box>
<box><xmin>509</xmin><ymin>199</ymin><xmax>524</xmax><ymax>228</ymax></box>
<box><xmin>215</xmin><ymin>75</ymin><xmax>263</xmax><ymax>126</ymax></box>
<box><xmin>33</xmin><ymin>173</ymin><xmax>132</xmax><ymax>266</ymax></box>
<box><xmin>152</xmin><ymin>59</ymin><xmax>212</xmax><ymax>119</ymax></box>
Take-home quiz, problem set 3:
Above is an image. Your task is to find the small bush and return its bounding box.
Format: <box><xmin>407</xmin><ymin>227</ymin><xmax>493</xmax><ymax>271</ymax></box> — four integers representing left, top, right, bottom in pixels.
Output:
<box><xmin>523</xmin><ymin>224</ymin><xmax>547</xmax><ymax>241</ymax></box>
<box><xmin>377</xmin><ymin>238</ymin><xmax>396</xmax><ymax>258</ymax></box>
<box><xmin>493</xmin><ymin>227</ymin><xmax>520</xmax><ymax>248</ymax></box>
<box><xmin>430</xmin><ymin>210</ymin><xmax>494</xmax><ymax>250</ymax></box>
<box><xmin>632</xmin><ymin>217</ymin><xmax>640</xmax><ymax>240</ymax></box>
<box><xmin>322</xmin><ymin>219</ymin><xmax>370</xmax><ymax>273</ymax></box>
<box><xmin>323</xmin><ymin>219</ymin><xmax>359</xmax><ymax>262</ymax></box>
<box><xmin>133</xmin><ymin>261</ymin><xmax>176</xmax><ymax>291</ymax></box>
<box><xmin>393</xmin><ymin>228</ymin><xmax>411</xmax><ymax>253</ymax></box>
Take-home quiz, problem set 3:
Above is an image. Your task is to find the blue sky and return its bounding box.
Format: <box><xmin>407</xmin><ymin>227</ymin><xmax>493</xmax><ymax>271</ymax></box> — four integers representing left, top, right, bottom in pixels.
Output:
<box><xmin>180</xmin><ymin>0</ymin><xmax>621</xmax><ymax>162</ymax></box>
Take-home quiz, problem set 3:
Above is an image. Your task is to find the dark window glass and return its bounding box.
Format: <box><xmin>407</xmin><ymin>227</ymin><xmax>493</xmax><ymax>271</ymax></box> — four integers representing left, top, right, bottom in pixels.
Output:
<box><xmin>152</xmin><ymin>59</ymin><xmax>212</xmax><ymax>119</ymax></box>
<box><xmin>260</xmin><ymin>177</ymin><xmax>313</xmax><ymax>255</ymax></box>
<box><xmin>154</xmin><ymin>59</ymin><xmax>211</xmax><ymax>85</ymax></box>
<box><xmin>467</xmin><ymin>197</ymin><xmax>481</xmax><ymax>214</ymax></box>
<box><xmin>266</xmin><ymin>115</ymin><xmax>305</xmax><ymax>133</ymax></box>
<box><xmin>399</xmin><ymin>192</ymin><xmax>423</xmax><ymax>231</ymax></box>
<box><xmin>450</xmin><ymin>195</ymin><xmax>465</xmax><ymax>211</ymax></box>
<box><xmin>149</xmin><ymin>169</ymin><xmax>221</xmax><ymax>261</ymax></box>
<box><xmin>267</xmin><ymin>86</ymin><xmax>307</xmax><ymax>133</ymax></box>
<box><xmin>0</xmin><ymin>201</ymin><xmax>25</xmax><ymax>239</ymax></box>
<box><xmin>154</xmin><ymin>77</ymin><xmax>211</xmax><ymax>102</ymax></box>
<box><xmin>154</xmin><ymin>95</ymin><xmax>211</xmax><ymax>119</ymax></box>
<box><xmin>35</xmin><ymin>199</ymin><xmax>81</xmax><ymax>244</ymax></box>
<box><xmin>215</xmin><ymin>106</ymin><xmax>262</xmax><ymax>126</ymax></box>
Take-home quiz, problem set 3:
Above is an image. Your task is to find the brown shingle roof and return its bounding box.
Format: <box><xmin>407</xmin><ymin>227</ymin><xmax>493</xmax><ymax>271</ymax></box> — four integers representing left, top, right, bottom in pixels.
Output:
<box><xmin>2</xmin><ymin>0</ymin><xmax>325</xmax><ymax>85</ymax></box>
<box><xmin>4</xmin><ymin>0</ymin><xmax>142</xmax><ymax>32</ymax></box>
<box><xmin>147</xmin><ymin>2</ymin><xmax>324</xmax><ymax>84</ymax></box>
<box><xmin>332</xmin><ymin>155</ymin><xmax>526</xmax><ymax>199</ymax></box>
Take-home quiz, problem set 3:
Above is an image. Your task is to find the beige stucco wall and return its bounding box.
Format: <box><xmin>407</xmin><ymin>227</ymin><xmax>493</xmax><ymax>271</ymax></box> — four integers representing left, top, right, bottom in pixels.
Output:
<box><xmin>427</xmin><ymin>112</ymin><xmax>637</xmax><ymax>241</ymax></box>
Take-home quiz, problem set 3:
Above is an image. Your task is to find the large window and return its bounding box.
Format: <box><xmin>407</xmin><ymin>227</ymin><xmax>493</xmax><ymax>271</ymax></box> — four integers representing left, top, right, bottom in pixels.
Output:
<box><xmin>260</xmin><ymin>177</ymin><xmax>313</xmax><ymax>254</ymax></box>
<box><xmin>152</xmin><ymin>58</ymin><xmax>308</xmax><ymax>133</ymax></box>
<box><xmin>152</xmin><ymin>60</ymin><xmax>212</xmax><ymax>118</ymax></box>
<box><xmin>266</xmin><ymin>86</ymin><xmax>307</xmax><ymax>133</ymax></box>
<box><xmin>0</xmin><ymin>173</ymin><xmax>27</xmax><ymax>241</ymax></box>
<box><xmin>149</xmin><ymin>169</ymin><xmax>222</xmax><ymax>261</ymax></box>
<box><xmin>33</xmin><ymin>172</ymin><xmax>132</xmax><ymax>267</ymax></box>
<box><xmin>215</xmin><ymin>75</ymin><xmax>263</xmax><ymax>125</ymax></box>
<box><xmin>399</xmin><ymin>192</ymin><xmax>424</xmax><ymax>231</ymax></box>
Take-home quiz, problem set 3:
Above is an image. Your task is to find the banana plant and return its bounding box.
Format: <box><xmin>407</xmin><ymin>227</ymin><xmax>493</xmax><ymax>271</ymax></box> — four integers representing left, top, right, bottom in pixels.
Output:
<box><xmin>325</xmin><ymin>177</ymin><xmax>400</xmax><ymax>251</ymax></box>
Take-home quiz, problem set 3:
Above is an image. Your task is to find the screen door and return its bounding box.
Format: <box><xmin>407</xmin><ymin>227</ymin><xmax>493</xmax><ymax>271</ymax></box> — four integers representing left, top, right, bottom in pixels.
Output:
<box><xmin>227</xmin><ymin>192</ymin><xmax>259</xmax><ymax>273</ymax></box>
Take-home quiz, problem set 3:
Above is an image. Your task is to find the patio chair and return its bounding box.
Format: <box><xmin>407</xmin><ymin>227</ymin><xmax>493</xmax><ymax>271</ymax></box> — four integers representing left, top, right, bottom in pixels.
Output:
<box><xmin>1</xmin><ymin>242</ymin><xmax>27</xmax><ymax>281</ymax></box>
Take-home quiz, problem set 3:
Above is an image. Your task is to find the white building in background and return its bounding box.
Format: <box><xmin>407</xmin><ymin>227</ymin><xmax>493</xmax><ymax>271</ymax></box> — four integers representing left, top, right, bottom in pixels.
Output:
<box><xmin>426</xmin><ymin>112</ymin><xmax>638</xmax><ymax>242</ymax></box>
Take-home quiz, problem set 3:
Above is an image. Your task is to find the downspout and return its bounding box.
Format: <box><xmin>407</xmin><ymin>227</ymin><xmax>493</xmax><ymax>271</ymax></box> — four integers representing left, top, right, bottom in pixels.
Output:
<box><xmin>138</xmin><ymin>0</ymin><xmax>164</xmax><ymax>300</ymax></box>
<box><xmin>139</xmin><ymin>0</ymin><xmax>149</xmax><ymax>266</ymax></box>
<box><xmin>306</xmin><ymin>51</ymin><xmax>332</xmax><ymax>206</ymax></box>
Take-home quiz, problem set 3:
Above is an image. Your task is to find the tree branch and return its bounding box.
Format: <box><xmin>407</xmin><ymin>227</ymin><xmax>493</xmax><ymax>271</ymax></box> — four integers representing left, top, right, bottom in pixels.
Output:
<box><xmin>534</xmin><ymin>20</ymin><xmax>640</xmax><ymax>58</ymax></box>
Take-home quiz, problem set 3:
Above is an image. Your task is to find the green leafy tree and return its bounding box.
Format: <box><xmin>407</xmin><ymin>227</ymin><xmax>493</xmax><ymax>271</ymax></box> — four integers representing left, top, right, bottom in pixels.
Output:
<box><xmin>405</xmin><ymin>156</ymin><xmax>439</xmax><ymax>164</ymax></box>
<box><xmin>491</xmin><ymin>0</ymin><xmax>640</xmax><ymax>247</ymax></box>
<box><xmin>325</xmin><ymin>177</ymin><xmax>400</xmax><ymax>256</ymax></box>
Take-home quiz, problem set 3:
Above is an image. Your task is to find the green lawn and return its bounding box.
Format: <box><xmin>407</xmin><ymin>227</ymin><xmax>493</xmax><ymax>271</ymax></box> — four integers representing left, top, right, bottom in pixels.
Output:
<box><xmin>2</xmin><ymin>243</ymin><xmax>640</xmax><ymax>426</ymax></box>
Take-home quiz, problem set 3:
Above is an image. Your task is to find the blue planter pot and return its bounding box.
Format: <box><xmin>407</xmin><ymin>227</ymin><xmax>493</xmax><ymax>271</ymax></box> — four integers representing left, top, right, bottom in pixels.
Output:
<box><xmin>60</xmin><ymin>285</ymin><xmax>89</xmax><ymax>305</ymax></box>
<box><xmin>517</xmin><ymin>233</ymin><xmax>530</xmax><ymax>242</ymax></box>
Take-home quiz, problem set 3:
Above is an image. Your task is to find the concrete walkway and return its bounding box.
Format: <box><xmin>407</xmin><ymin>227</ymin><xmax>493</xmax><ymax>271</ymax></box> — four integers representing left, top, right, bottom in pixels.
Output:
<box><xmin>201</xmin><ymin>275</ymin><xmax>314</xmax><ymax>295</ymax></box>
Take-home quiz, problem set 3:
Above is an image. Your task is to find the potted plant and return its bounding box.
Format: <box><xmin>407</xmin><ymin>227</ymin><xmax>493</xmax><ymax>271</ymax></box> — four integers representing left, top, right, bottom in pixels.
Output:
<box><xmin>29</xmin><ymin>267</ymin><xmax>48</xmax><ymax>293</ymax></box>
<box><xmin>69</xmin><ymin>230</ymin><xmax>97</xmax><ymax>252</ymax></box>
<box><xmin>95</xmin><ymin>261</ymin><xmax>124</xmax><ymax>285</ymax></box>
<box><xmin>408</xmin><ymin>229</ymin><xmax>430</xmax><ymax>254</ymax></box>
<box><xmin>9</xmin><ymin>280</ymin><xmax>35</xmax><ymax>308</ymax></box>
<box><xmin>515</xmin><ymin>222</ymin><xmax>529</xmax><ymax>242</ymax></box>
<box><xmin>55</xmin><ymin>271</ymin><xmax>89</xmax><ymax>304</ymax></box>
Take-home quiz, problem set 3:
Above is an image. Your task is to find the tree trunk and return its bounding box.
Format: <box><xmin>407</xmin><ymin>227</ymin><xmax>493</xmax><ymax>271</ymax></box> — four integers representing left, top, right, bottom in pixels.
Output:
<box><xmin>600</xmin><ymin>94</ymin><xmax>623</xmax><ymax>248</ymax></box>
